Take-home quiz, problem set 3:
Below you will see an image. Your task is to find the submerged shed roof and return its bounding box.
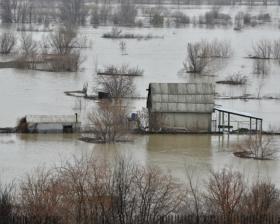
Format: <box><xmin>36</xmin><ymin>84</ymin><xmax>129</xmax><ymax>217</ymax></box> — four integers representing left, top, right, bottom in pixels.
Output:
<box><xmin>148</xmin><ymin>83</ymin><xmax>215</xmax><ymax>113</ymax></box>
<box><xmin>26</xmin><ymin>115</ymin><xmax>80</xmax><ymax>124</ymax></box>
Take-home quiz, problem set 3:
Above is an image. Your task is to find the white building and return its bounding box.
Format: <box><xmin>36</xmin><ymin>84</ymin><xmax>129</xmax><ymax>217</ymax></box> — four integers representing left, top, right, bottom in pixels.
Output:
<box><xmin>25</xmin><ymin>114</ymin><xmax>81</xmax><ymax>133</ymax></box>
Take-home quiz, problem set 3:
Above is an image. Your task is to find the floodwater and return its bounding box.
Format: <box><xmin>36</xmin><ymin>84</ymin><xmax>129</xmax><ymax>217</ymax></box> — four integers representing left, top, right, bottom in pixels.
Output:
<box><xmin>0</xmin><ymin>5</ymin><xmax>280</xmax><ymax>184</ymax></box>
<box><xmin>0</xmin><ymin>133</ymin><xmax>279</xmax><ymax>186</ymax></box>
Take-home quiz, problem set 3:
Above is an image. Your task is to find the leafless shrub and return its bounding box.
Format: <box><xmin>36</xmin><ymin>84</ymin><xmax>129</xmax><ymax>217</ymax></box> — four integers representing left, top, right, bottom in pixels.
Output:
<box><xmin>251</xmin><ymin>40</ymin><xmax>272</xmax><ymax>59</ymax></box>
<box><xmin>48</xmin><ymin>28</ymin><xmax>79</xmax><ymax>55</ymax></box>
<box><xmin>173</xmin><ymin>11</ymin><xmax>190</xmax><ymax>27</ymax></box>
<box><xmin>200</xmin><ymin>8</ymin><xmax>231</xmax><ymax>26</ymax></box>
<box><xmin>234</xmin><ymin>135</ymin><xmax>277</xmax><ymax>160</ymax></box>
<box><xmin>216</xmin><ymin>73</ymin><xmax>247</xmax><ymax>85</ymax></box>
<box><xmin>19</xmin><ymin>168</ymin><xmax>62</xmax><ymax>221</ymax></box>
<box><xmin>88</xmin><ymin>100</ymin><xmax>129</xmax><ymax>143</ymax></box>
<box><xmin>112</xmin><ymin>0</ymin><xmax>137</xmax><ymax>26</ymax></box>
<box><xmin>272</xmin><ymin>39</ymin><xmax>280</xmax><ymax>60</ymax></box>
<box><xmin>111</xmin><ymin>158</ymin><xmax>183</xmax><ymax>223</ymax></box>
<box><xmin>184</xmin><ymin>166</ymin><xmax>204</xmax><ymax>221</ymax></box>
<box><xmin>0</xmin><ymin>182</ymin><xmax>14</xmax><ymax>217</ymax></box>
<box><xmin>136</xmin><ymin>107</ymin><xmax>149</xmax><ymax>131</ymax></box>
<box><xmin>45</xmin><ymin>52</ymin><xmax>81</xmax><ymax>72</ymax></box>
<box><xmin>243</xmin><ymin>180</ymin><xmax>280</xmax><ymax>216</ymax></box>
<box><xmin>16</xmin><ymin>33</ymin><xmax>38</xmax><ymax>69</ymax></box>
<box><xmin>0</xmin><ymin>32</ymin><xmax>16</xmax><ymax>55</ymax></box>
<box><xmin>103</xmin><ymin>28</ymin><xmax>163</xmax><ymax>40</ymax></box>
<box><xmin>59</xmin><ymin>0</ymin><xmax>88</xmax><ymax>26</ymax></box>
<box><xmin>97</xmin><ymin>72</ymin><xmax>136</xmax><ymax>98</ymax></box>
<box><xmin>45</xmin><ymin>28</ymin><xmax>84</xmax><ymax>72</ymax></box>
<box><xmin>184</xmin><ymin>39</ymin><xmax>232</xmax><ymax>73</ymax></box>
<box><xmin>99</xmin><ymin>64</ymin><xmax>144</xmax><ymax>77</ymax></box>
<box><xmin>204</xmin><ymin>169</ymin><xmax>245</xmax><ymax>219</ymax></box>
<box><xmin>209</xmin><ymin>39</ymin><xmax>233</xmax><ymax>58</ymax></box>
<box><xmin>20</xmin><ymin>33</ymin><xmax>37</xmax><ymax>57</ymax></box>
<box><xmin>184</xmin><ymin>41</ymin><xmax>211</xmax><ymax>73</ymax></box>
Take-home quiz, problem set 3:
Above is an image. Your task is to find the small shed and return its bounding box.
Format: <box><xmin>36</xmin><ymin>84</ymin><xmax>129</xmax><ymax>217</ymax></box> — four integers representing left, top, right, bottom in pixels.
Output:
<box><xmin>25</xmin><ymin>114</ymin><xmax>81</xmax><ymax>133</ymax></box>
<box><xmin>147</xmin><ymin>83</ymin><xmax>215</xmax><ymax>132</ymax></box>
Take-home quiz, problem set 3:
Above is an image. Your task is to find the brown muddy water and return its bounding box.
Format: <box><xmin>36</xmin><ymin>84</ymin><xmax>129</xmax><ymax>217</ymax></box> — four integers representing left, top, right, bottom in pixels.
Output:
<box><xmin>0</xmin><ymin>133</ymin><xmax>279</xmax><ymax>186</ymax></box>
<box><xmin>1</xmin><ymin>5</ymin><xmax>280</xmax><ymax>184</ymax></box>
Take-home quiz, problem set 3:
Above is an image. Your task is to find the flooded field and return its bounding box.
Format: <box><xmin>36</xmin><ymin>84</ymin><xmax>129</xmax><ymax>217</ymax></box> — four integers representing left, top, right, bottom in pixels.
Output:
<box><xmin>0</xmin><ymin>5</ymin><xmax>280</xmax><ymax>185</ymax></box>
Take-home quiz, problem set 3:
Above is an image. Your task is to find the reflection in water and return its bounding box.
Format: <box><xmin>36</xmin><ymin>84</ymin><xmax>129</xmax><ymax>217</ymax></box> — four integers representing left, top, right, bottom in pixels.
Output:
<box><xmin>147</xmin><ymin>134</ymin><xmax>212</xmax><ymax>157</ymax></box>
<box><xmin>253</xmin><ymin>59</ymin><xmax>270</xmax><ymax>76</ymax></box>
<box><xmin>0</xmin><ymin>134</ymin><xmax>279</xmax><ymax>187</ymax></box>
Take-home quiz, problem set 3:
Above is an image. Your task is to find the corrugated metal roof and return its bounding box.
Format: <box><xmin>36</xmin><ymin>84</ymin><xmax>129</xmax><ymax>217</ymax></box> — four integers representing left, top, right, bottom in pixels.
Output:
<box><xmin>26</xmin><ymin>115</ymin><xmax>80</xmax><ymax>124</ymax></box>
<box><xmin>148</xmin><ymin>83</ymin><xmax>214</xmax><ymax>113</ymax></box>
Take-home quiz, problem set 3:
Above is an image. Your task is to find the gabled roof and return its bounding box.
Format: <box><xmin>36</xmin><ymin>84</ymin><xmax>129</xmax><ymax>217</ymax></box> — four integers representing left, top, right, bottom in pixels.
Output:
<box><xmin>148</xmin><ymin>83</ymin><xmax>215</xmax><ymax>113</ymax></box>
<box><xmin>26</xmin><ymin>115</ymin><xmax>80</xmax><ymax>124</ymax></box>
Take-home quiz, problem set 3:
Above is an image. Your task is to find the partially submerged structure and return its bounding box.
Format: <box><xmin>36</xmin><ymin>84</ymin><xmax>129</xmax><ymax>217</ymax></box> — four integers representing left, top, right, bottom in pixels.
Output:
<box><xmin>147</xmin><ymin>83</ymin><xmax>215</xmax><ymax>132</ymax></box>
<box><xmin>20</xmin><ymin>114</ymin><xmax>81</xmax><ymax>133</ymax></box>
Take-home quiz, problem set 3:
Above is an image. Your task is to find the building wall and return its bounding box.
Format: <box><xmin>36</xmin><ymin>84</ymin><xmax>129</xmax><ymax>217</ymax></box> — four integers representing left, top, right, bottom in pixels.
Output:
<box><xmin>149</xmin><ymin>112</ymin><xmax>212</xmax><ymax>132</ymax></box>
<box><xmin>28</xmin><ymin>122</ymin><xmax>81</xmax><ymax>133</ymax></box>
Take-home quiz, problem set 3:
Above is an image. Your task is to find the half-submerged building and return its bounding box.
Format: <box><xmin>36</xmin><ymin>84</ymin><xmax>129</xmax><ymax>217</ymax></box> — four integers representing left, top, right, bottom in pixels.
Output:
<box><xmin>23</xmin><ymin>114</ymin><xmax>81</xmax><ymax>133</ymax></box>
<box><xmin>147</xmin><ymin>83</ymin><xmax>215</xmax><ymax>133</ymax></box>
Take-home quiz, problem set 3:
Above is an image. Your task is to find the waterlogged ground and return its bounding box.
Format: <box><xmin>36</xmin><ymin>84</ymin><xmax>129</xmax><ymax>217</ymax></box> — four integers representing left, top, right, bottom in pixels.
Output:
<box><xmin>0</xmin><ymin>5</ymin><xmax>280</xmax><ymax>184</ymax></box>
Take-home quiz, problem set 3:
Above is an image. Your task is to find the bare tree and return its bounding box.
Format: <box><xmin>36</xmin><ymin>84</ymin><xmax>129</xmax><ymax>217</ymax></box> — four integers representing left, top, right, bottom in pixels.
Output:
<box><xmin>209</xmin><ymin>39</ymin><xmax>233</xmax><ymax>58</ymax></box>
<box><xmin>48</xmin><ymin>28</ymin><xmax>79</xmax><ymax>55</ymax></box>
<box><xmin>0</xmin><ymin>0</ymin><xmax>13</xmax><ymax>23</ymax></box>
<box><xmin>251</xmin><ymin>40</ymin><xmax>272</xmax><ymax>59</ymax></box>
<box><xmin>243</xmin><ymin>180</ymin><xmax>280</xmax><ymax>216</ymax></box>
<box><xmin>184</xmin><ymin>41</ymin><xmax>210</xmax><ymax>73</ymax></box>
<box><xmin>98</xmin><ymin>64</ymin><xmax>143</xmax><ymax>76</ymax></box>
<box><xmin>234</xmin><ymin>135</ymin><xmax>277</xmax><ymax>160</ymax></box>
<box><xmin>0</xmin><ymin>32</ymin><xmax>16</xmax><ymax>54</ymax></box>
<box><xmin>46</xmin><ymin>28</ymin><xmax>84</xmax><ymax>72</ymax></box>
<box><xmin>20</xmin><ymin>32</ymin><xmax>37</xmax><ymax>57</ymax></box>
<box><xmin>88</xmin><ymin>100</ymin><xmax>129</xmax><ymax>143</ymax></box>
<box><xmin>0</xmin><ymin>182</ymin><xmax>14</xmax><ymax>217</ymax></box>
<box><xmin>59</xmin><ymin>0</ymin><xmax>88</xmax><ymax>27</ymax></box>
<box><xmin>184</xmin><ymin>166</ymin><xmax>203</xmax><ymax>223</ymax></box>
<box><xmin>272</xmin><ymin>39</ymin><xmax>280</xmax><ymax>60</ymax></box>
<box><xmin>113</xmin><ymin>0</ymin><xmax>137</xmax><ymax>26</ymax></box>
<box><xmin>204</xmin><ymin>169</ymin><xmax>245</xmax><ymax>219</ymax></box>
<box><xmin>97</xmin><ymin>73</ymin><xmax>136</xmax><ymax>98</ymax></box>
<box><xmin>16</xmin><ymin>32</ymin><xmax>38</xmax><ymax>69</ymax></box>
<box><xmin>19</xmin><ymin>168</ymin><xmax>62</xmax><ymax>222</ymax></box>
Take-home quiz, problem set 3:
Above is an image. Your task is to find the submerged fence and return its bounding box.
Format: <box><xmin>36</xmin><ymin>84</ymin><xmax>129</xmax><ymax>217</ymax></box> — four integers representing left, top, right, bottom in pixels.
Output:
<box><xmin>0</xmin><ymin>215</ymin><xmax>280</xmax><ymax>224</ymax></box>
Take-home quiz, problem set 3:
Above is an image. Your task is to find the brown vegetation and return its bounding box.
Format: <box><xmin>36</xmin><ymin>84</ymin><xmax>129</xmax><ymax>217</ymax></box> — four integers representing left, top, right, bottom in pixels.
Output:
<box><xmin>98</xmin><ymin>64</ymin><xmax>144</xmax><ymax>77</ymax></box>
<box><xmin>87</xmin><ymin>100</ymin><xmax>129</xmax><ymax>143</ymax></box>
<box><xmin>184</xmin><ymin>39</ymin><xmax>232</xmax><ymax>73</ymax></box>
<box><xmin>216</xmin><ymin>73</ymin><xmax>247</xmax><ymax>85</ymax></box>
<box><xmin>233</xmin><ymin>135</ymin><xmax>277</xmax><ymax>160</ymax></box>
<box><xmin>97</xmin><ymin>71</ymin><xmax>136</xmax><ymax>98</ymax></box>
<box><xmin>0</xmin><ymin>158</ymin><xmax>280</xmax><ymax>223</ymax></box>
<box><xmin>0</xmin><ymin>32</ymin><xmax>16</xmax><ymax>55</ymax></box>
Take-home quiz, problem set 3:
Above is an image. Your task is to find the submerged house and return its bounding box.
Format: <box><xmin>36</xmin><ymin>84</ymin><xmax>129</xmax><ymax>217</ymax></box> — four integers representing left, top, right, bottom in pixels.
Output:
<box><xmin>147</xmin><ymin>83</ymin><xmax>215</xmax><ymax>132</ymax></box>
<box><xmin>24</xmin><ymin>114</ymin><xmax>81</xmax><ymax>133</ymax></box>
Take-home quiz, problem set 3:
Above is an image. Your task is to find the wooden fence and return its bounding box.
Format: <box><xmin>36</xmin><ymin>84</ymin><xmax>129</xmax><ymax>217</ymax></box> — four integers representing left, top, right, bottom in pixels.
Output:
<box><xmin>0</xmin><ymin>215</ymin><xmax>280</xmax><ymax>224</ymax></box>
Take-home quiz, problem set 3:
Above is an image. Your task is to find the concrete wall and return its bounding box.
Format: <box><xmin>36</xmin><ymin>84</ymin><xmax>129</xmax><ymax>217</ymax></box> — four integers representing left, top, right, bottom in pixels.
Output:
<box><xmin>149</xmin><ymin>112</ymin><xmax>212</xmax><ymax>132</ymax></box>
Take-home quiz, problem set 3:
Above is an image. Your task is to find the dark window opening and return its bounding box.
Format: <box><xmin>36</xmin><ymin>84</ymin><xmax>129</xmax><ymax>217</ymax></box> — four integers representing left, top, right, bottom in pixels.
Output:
<box><xmin>63</xmin><ymin>125</ymin><xmax>73</xmax><ymax>133</ymax></box>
